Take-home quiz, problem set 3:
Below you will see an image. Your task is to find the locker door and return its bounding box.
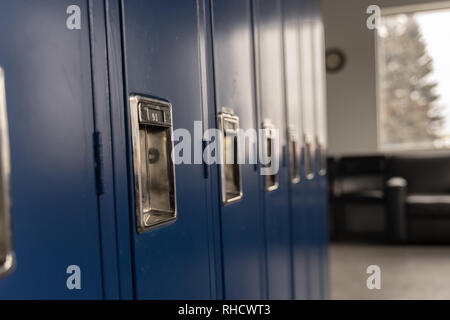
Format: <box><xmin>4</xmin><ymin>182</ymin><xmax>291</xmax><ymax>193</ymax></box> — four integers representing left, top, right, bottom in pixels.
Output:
<box><xmin>311</xmin><ymin>0</ymin><xmax>330</xmax><ymax>300</ymax></box>
<box><xmin>298</xmin><ymin>0</ymin><xmax>321</xmax><ymax>300</ymax></box>
<box><xmin>282</xmin><ymin>0</ymin><xmax>309</xmax><ymax>300</ymax></box>
<box><xmin>119</xmin><ymin>0</ymin><xmax>216</xmax><ymax>299</ymax></box>
<box><xmin>210</xmin><ymin>0</ymin><xmax>266</xmax><ymax>299</ymax></box>
<box><xmin>253</xmin><ymin>0</ymin><xmax>293</xmax><ymax>300</ymax></box>
<box><xmin>0</xmin><ymin>1</ymin><xmax>103</xmax><ymax>298</ymax></box>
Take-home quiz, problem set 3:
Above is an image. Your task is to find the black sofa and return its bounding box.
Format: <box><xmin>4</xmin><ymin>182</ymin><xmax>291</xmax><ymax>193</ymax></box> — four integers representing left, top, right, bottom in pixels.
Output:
<box><xmin>329</xmin><ymin>154</ymin><xmax>450</xmax><ymax>243</ymax></box>
<box><xmin>386</xmin><ymin>154</ymin><xmax>450</xmax><ymax>243</ymax></box>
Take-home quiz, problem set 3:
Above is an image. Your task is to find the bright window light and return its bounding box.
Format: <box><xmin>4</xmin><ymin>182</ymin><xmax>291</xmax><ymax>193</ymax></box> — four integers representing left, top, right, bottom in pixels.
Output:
<box><xmin>377</xmin><ymin>5</ymin><xmax>450</xmax><ymax>151</ymax></box>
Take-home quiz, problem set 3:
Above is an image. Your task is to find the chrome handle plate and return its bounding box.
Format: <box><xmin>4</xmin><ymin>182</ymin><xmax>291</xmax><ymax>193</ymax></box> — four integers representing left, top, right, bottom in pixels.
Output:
<box><xmin>263</xmin><ymin>120</ymin><xmax>279</xmax><ymax>192</ymax></box>
<box><xmin>0</xmin><ymin>67</ymin><xmax>13</xmax><ymax>277</ymax></box>
<box><xmin>130</xmin><ymin>95</ymin><xmax>177</xmax><ymax>233</ymax></box>
<box><xmin>316</xmin><ymin>137</ymin><xmax>327</xmax><ymax>176</ymax></box>
<box><xmin>218</xmin><ymin>110</ymin><xmax>243</xmax><ymax>205</ymax></box>
<box><xmin>303</xmin><ymin>133</ymin><xmax>315</xmax><ymax>180</ymax></box>
<box><xmin>289</xmin><ymin>130</ymin><xmax>300</xmax><ymax>184</ymax></box>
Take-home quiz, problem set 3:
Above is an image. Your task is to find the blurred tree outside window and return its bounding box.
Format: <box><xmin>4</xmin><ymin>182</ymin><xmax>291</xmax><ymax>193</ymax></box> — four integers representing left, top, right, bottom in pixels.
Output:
<box><xmin>377</xmin><ymin>7</ymin><xmax>450</xmax><ymax>150</ymax></box>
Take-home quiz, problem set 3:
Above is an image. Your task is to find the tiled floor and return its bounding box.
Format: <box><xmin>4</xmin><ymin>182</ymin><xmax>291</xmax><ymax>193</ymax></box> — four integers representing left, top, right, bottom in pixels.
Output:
<box><xmin>330</xmin><ymin>243</ymin><xmax>450</xmax><ymax>300</ymax></box>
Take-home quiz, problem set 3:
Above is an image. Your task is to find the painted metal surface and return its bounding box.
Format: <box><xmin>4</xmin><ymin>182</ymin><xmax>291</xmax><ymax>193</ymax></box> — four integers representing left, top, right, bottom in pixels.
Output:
<box><xmin>311</xmin><ymin>0</ymin><xmax>330</xmax><ymax>300</ymax></box>
<box><xmin>253</xmin><ymin>0</ymin><xmax>293</xmax><ymax>300</ymax></box>
<box><xmin>120</xmin><ymin>0</ymin><xmax>216</xmax><ymax>299</ymax></box>
<box><xmin>0</xmin><ymin>0</ymin><xmax>103</xmax><ymax>299</ymax></box>
<box><xmin>210</xmin><ymin>0</ymin><xmax>266</xmax><ymax>300</ymax></box>
<box><xmin>296</xmin><ymin>0</ymin><xmax>322</xmax><ymax>300</ymax></box>
<box><xmin>0</xmin><ymin>0</ymin><xmax>330</xmax><ymax>300</ymax></box>
<box><xmin>282</xmin><ymin>0</ymin><xmax>310</xmax><ymax>301</ymax></box>
<box><xmin>103</xmin><ymin>0</ymin><xmax>135</xmax><ymax>300</ymax></box>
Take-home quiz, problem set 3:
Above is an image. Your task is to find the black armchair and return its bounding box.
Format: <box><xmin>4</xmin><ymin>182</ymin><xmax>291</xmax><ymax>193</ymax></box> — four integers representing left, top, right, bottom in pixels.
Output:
<box><xmin>385</xmin><ymin>155</ymin><xmax>450</xmax><ymax>243</ymax></box>
<box><xmin>329</xmin><ymin>156</ymin><xmax>386</xmax><ymax>240</ymax></box>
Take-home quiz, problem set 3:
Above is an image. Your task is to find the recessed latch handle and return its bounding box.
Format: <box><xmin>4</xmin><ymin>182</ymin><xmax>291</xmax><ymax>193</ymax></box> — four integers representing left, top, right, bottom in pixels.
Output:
<box><xmin>0</xmin><ymin>67</ymin><xmax>14</xmax><ymax>278</ymax></box>
<box><xmin>218</xmin><ymin>109</ymin><xmax>243</xmax><ymax>205</ymax></box>
<box><xmin>130</xmin><ymin>95</ymin><xmax>177</xmax><ymax>233</ymax></box>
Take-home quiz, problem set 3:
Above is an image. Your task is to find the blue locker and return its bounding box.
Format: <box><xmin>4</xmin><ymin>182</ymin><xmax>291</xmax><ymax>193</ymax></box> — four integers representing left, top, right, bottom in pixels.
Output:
<box><xmin>0</xmin><ymin>0</ymin><xmax>329</xmax><ymax>300</ymax></box>
<box><xmin>311</xmin><ymin>0</ymin><xmax>330</xmax><ymax>299</ymax></box>
<box><xmin>89</xmin><ymin>0</ymin><xmax>134</xmax><ymax>299</ymax></box>
<box><xmin>252</xmin><ymin>0</ymin><xmax>293</xmax><ymax>300</ymax></box>
<box><xmin>117</xmin><ymin>0</ymin><xmax>217</xmax><ymax>299</ymax></box>
<box><xmin>0</xmin><ymin>0</ymin><xmax>104</xmax><ymax>299</ymax></box>
<box><xmin>210</xmin><ymin>0</ymin><xmax>266</xmax><ymax>299</ymax></box>
<box><xmin>282</xmin><ymin>0</ymin><xmax>310</xmax><ymax>300</ymax></box>
<box><xmin>297</xmin><ymin>0</ymin><xmax>322</xmax><ymax>300</ymax></box>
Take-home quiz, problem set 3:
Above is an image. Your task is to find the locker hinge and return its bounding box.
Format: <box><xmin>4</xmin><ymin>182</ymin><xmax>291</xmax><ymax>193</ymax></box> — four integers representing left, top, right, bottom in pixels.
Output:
<box><xmin>93</xmin><ymin>132</ymin><xmax>104</xmax><ymax>195</ymax></box>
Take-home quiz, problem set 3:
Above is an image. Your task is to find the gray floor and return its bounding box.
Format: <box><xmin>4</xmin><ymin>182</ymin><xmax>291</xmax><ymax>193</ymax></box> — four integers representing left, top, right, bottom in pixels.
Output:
<box><xmin>330</xmin><ymin>243</ymin><xmax>450</xmax><ymax>300</ymax></box>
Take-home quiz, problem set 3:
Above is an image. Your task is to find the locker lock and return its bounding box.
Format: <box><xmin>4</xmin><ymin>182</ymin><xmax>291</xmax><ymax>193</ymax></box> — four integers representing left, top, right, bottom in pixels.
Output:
<box><xmin>130</xmin><ymin>95</ymin><xmax>177</xmax><ymax>233</ymax></box>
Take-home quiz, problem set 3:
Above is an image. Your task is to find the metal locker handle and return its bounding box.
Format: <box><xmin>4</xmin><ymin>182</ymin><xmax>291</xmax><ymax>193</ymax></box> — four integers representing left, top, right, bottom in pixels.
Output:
<box><xmin>289</xmin><ymin>129</ymin><xmax>300</xmax><ymax>184</ymax></box>
<box><xmin>316</xmin><ymin>136</ymin><xmax>326</xmax><ymax>176</ymax></box>
<box><xmin>218</xmin><ymin>110</ymin><xmax>243</xmax><ymax>205</ymax></box>
<box><xmin>304</xmin><ymin>133</ymin><xmax>315</xmax><ymax>180</ymax></box>
<box><xmin>263</xmin><ymin>120</ymin><xmax>279</xmax><ymax>192</ymax></box>
<box><xmin>0</xmin><ymin>67</ymin><xmax>14</xmax><ymax>277</ymax></box>
<box><xmin>130</xmin><ymin>95</ymin><xmax>177</xmax><ymax>233</ymax></box>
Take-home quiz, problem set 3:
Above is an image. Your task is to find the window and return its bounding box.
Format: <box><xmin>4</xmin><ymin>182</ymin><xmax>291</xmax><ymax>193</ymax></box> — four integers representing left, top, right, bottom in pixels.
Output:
<box><xmin>377</xmin><ymin>4</ymin><xmax>450</xmax><ymax>151</ymax></box>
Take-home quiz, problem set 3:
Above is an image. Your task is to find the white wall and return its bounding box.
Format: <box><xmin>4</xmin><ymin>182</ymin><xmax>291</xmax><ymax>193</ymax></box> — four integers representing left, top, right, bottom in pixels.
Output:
<box><xmin>323</xmin><ymin>0</ymin><xmax>450</xmax><ymax>156</ymax></box>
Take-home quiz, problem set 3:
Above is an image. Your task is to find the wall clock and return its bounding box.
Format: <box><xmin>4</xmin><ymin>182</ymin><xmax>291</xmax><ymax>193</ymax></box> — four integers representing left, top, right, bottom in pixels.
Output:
<box><xmin>326</xmin><ymin>48</ymin><xmax>346</xmax><ymax>73</ymax></box>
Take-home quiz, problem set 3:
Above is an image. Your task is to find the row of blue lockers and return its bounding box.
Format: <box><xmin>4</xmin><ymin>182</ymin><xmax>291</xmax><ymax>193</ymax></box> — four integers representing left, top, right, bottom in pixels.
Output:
<box><xmin>0</xmin><ymin>0</ymin><xmax>329</xmax><ymax>299</ymax></box>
